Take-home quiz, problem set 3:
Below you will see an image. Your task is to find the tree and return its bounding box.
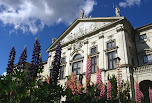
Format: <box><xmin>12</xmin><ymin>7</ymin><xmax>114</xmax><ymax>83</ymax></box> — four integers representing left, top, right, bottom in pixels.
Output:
<box><xmin>29</xmin><ymin>38</ymin><xmax>43</xmax><ymax>81</ymax></box>
<box><xmin>6</xmin><ymin>46</ymin><xmax>16</xmax><ymax>75</ymax></box>
<box><xmin>52</xmin><ymin>42</ymin><xmax>61</xmax><ymax>84</ymax></box>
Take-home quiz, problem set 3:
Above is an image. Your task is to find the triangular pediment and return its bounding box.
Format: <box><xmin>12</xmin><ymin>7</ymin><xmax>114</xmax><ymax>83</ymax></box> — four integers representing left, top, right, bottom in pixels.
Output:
<box><xmin>61</xmin><ymin>21</ymin><xmax>111</xmax><ymax>44</ymax></box>
<box><xmin>46</xmin><ymin>16</ymin><xmax>125</xmax><ymax>52</ymax></box>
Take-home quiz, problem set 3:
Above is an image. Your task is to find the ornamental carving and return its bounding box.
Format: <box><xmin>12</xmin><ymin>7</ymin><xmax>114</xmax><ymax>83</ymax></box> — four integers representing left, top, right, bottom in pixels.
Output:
<box><xmin>61</xmin><ymin>22</ymin><xmax>112</xmax><ymax>44</ymax></box>
<box><xmin>73</xmin><ymin>39</ymin><xmax>83</xmax><ymax>50</ymax></box>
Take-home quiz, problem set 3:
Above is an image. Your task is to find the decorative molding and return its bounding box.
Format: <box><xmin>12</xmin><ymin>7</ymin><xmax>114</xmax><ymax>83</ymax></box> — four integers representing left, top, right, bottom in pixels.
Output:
<box><xmin>108</xmin><ymin>35</ymin><xmax>113</xmax><ymax>39</ymax></box>
<box><xmin>89</xmin><ymin>52</ymin><xmax>100</xmax><ymax>57</ymax></box>
<box><xmin>62</xmin><ymin>52</ymin><xmax>65</xmax><ymax>55</ymax></box>
<box><xmin>70</xmin><ymin>49</ymin><xmax>78</xmax><ymax>56</ymax></box>
<box><xmin>134</xmin><ymin>64</ymin><xmax>152</xmax><ymax>74</ymax></box>
<box><xmin>73</xmin><ymin>39</ymin><xmax>83</xmax><ymax>50</ymax></box>
<box><xmin>104</xmin><ymin>46</ymin><xmax>119</xmax><ymax>53</ymax></box>
<box><xmin>99</xmin><ymin>35</ymin><xmax>104</xmax><ymax>39</ymax></box>
<box><xmin>67</xmin><ymin>47</ymin><xmax>72</xmax><ymax>50</ymax></box>
<box><xmin>70</xmin><ymin>57</ymin><xmax>84</xmax><ymax>64</ymax></box>
<box><xmin>116</xmin><ymin>27</ymin><xmax>124</xmax><ymax>32</ymax></box>
<box><xmin>84</xmin><ymin>41</ymin><xmax>89</xmax><ymax>44</ymax></box>
<box><xmin>91</xmin><ymin>41</ymin><xmax>96</xmax><ymax>46</ymax></box>
<box><xmin>60</xmin><ymin>62</ymin><xmax>67</xmax><ymax>66</ymax></box>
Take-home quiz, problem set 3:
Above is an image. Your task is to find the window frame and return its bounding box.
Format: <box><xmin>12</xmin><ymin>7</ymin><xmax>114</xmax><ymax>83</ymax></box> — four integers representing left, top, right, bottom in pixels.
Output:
<box><xmin>107</xmin><ymin>51</ymin><xmax>117</xmax><ymax>70</ymax></box>
<box><xmin>72</xmin><ymin>61</ymin><xmax>81</xmax><ymax>75</ymax></box>
<box><xmin>91</xmin><ymin>56</ymin><xmax>97</xmax><ymax>73</ymax></box>
<box><xmin>143</xmin><ymin>54</ymin><xmax>152</xmax><ymax>64</ymax></box>
<box><xmin>91</xmin><ymin>47</ymin><xmax>97</xmax><ymax>54</ymax></box>
<box><xmin>71</xmin><ymin>54</ymin><xmax>82</xmax><ymax>75</ymax></box>
<box><xmin>73</xmin><ymin>54</ymin><xmax>81</xmax><ymax>60</ymax></box>
<box><xmin>89</xmin><ymin>46</ymin><xmax>98</xmax><ymax>73</ymax></box>
<box><xmin>59</xmin><ymin>65</ymin><xmax>64</xmax><ymax>79</ymax></box>
<box><xmin>139</xmin><ymin>33</ymin><xmax>147</xmax><ymax>40</ymax></box>
<box><xmin>107</xmin><ymin>40</ymin><xmax>115</xmax><ymax>49</ymax></box>
<box><xmin>60</xmin><ymin>57</ymin><xmax>66</xmax><ymax>64</ymax></box>
<box><xmin>59</xmin><ymin>57</ymin><xmax>66</xmax><ymax>80</ymax></box>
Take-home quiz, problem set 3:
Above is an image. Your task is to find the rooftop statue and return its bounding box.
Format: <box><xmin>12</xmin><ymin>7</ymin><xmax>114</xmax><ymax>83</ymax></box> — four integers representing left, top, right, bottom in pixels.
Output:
<box><xmin>80</xmin><ymin>9</ymin><xmax>85</xmax><ymax>18</ymax></box>
<box><xmin>115</xmin><ymin>5</ymin><xmax>120</xmax><ymax>17</ymax></box>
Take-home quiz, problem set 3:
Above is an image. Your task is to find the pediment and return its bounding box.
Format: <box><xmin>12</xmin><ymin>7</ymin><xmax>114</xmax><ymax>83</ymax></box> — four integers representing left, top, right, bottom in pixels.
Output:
<box><xmin>47</xmin><ymin>16</ymin><xmax>125</xmax><ymax>52</ymax></box>
<box><xmin>61</xmin><ymin>21</ymin><xmax>111</xmax><ymax>44</ymax></box>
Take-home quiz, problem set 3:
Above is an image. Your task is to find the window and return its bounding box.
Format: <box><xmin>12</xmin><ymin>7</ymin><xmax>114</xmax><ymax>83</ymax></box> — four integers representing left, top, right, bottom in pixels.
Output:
<box><xmin>143</xmin><ymin>55</ymin><xmax>152</xmax><ymax>64</ymax></box>
<box><xmin>90</xmin><ymin>47</ymin><xmax>97</xmax><ymax>73</ymax></box>
<box><xmin>108</xmin><ymin>51</ymin><xmax>116</xmax><ymax>69</ymax></box>
<box><xmin>61</xmin><ymin>58</ymin><xmax>66</xmax><ymax>63</ymax></box>
<box><xmin>59</xmin><ymin>66</ymin><xmax>64</xmax><ymax>79</ymax></box>
<box><xmin>59</xmin><ymin>57</ymin><xmax>66</xmax><ymax>79</ymax></box>
<box><xmin>73</xmin><ymin>54</ymin><xmax>81</xmax><ymax>60</ymax></box>
<box><xmin>139</xmin><ymin>34</ymin><xmax>147</xmax><ymax>40</ymax></box>
<box><xmin>72</xmin><ymin>61</ymin><xmax>81</xmax><ymax>75</ymax></box>
<box><xmin>72</xmin><ymin>54</ymin><xmax>82</xmax><ymax>75</ymax></box>
<box><xmin>91</xmin><ymin>47</ymin><xmax>96</xmax><ymax>54</ymax></box>
<box><xmin>91</xmin><ymin>56</ymin><xmax>97</xmax><ymax>73</ymax></box>
<box><xmin>107</xmin><ymin>41</ymin><xmax>115</xmax><ymax>49</ymax></box>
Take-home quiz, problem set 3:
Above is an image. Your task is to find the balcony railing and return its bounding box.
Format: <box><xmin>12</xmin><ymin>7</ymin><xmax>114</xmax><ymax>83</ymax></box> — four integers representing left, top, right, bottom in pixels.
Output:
<box><xmin>134</xmin><ymin>64</ymin><xmax>152</xmax><ymax>74</ymax></box>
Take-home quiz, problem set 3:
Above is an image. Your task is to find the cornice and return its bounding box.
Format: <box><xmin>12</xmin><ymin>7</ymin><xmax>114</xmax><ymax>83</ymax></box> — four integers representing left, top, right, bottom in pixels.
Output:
<box><xmin>136</xmin><ymin>23</ymin><xmax>152</xmax><ymax>32</ymax></box>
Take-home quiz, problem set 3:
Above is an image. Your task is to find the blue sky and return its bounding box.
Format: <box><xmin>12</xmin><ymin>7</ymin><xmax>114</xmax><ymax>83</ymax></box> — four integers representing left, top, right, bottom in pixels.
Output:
<box><xmin>0</xmin><ymin>0</ymin><xmax>152</xmax><ymax>75</ymax></box>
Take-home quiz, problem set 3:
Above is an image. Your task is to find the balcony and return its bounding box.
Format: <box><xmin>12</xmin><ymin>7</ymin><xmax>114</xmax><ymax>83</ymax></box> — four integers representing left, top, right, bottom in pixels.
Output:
<box><xmin>134</xmin><ymin>64</ymin><xmax>152</xmax><ymax>74</ymax></box>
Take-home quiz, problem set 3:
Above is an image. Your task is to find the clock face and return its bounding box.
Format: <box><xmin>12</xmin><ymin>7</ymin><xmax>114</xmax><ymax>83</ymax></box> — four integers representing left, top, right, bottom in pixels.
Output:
<box><xmin>61</xmin><ymin>21</ymin><xmax>111</xmax><ymax>44</ymax></box>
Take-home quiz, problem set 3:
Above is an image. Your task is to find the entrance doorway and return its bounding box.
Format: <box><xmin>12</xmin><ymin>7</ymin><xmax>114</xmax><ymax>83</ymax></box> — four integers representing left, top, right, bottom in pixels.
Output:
<box><xmin>139</xmin><ymin>80</ymin><xmax>152</xmax><ymax>102</ymax></box>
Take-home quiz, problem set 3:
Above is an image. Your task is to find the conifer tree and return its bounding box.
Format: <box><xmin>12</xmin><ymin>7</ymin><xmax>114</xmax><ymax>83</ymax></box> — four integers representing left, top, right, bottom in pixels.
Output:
<box><xmin>52</xmin><ymin>42</ymin><xmax>61</xmax><ymax>84</ymax></box>
<box><xmin>29</xmin><ymin>38</ymin><xmax>43</xmax><ymax>80</ymax></box>
<box><xmin>6</xmin><ymin>46</ymin><xmax>16</xmax><ymax>75</ymax></box>
<box><xmin>17</xmin><ymin>45</ymin><xmax>27</xmax><ymax>71</ymax></box>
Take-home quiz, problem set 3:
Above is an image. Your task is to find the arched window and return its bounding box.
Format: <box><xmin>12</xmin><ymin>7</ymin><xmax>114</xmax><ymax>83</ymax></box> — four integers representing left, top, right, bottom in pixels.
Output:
<box><xmin>73</xmin><ymin>54</ymin><xmax>81</xmax><ymax>60</ymax></box>
<box><xmin>72</xmin><ymin>54</ymin><xmax>82</xmax><ymax>75</ymax></box>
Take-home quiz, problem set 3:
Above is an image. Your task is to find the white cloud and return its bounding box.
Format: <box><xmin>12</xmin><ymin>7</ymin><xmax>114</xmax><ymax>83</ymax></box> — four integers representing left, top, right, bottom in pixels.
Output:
<box><xmin>119</xmin><ymin>0</ymin><xmax>141</xmax><ymax>8</ymax></box>
<box><xmin>2</xmin><ymin>72</ymin><xmax>7</xmax><ymax>76</ymax></box>
<box><xmin>0</xmin><ymin>0</ymin><xmax>96</xmax><ymax>34</ymax></box>
<box><xmin>56</xmin><ymin>18</ymin><xmax>63</xmax><ymax>24</ymax></box>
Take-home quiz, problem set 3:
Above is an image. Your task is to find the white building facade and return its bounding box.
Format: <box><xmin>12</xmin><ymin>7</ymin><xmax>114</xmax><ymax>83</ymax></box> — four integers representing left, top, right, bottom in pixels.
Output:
<box><xmin>44</xmin><ymin>14</ymin><xmax>152</xmax><ymax>99</ymax></box>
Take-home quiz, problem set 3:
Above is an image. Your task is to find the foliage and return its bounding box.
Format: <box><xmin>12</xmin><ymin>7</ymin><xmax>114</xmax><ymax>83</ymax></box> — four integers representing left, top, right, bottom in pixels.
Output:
<box><xmin>29</xmin><ymin>38</ymin><xmax>43</xmax><ymax>81</ymax></box>
<box><xmin>108</xmin><ymin>74</ymin><xmax>131</xmax><ymax>103</ymax></box>
<box><xmin>6</xmin><ymin>46</ymin><xmax>16</xmax><ymax>75</ymax></box>
<box><xmin>64</xmin><ymin>72</ymin><xmax>131</xmax><ymax>103</ymax></box>
<box><xmin>85</xmin><ymin>55</ymin><xmax>91</xmax><ymax>88</ymax></box>
<box><xmin>0</xmin><ymin>71</ymin><xmax>63</xmax><ymax>103</ymax></box>
<box><xmin>17</xmin><ymin>45</ymin><xmax>27</xmax><ymax>71</ymax></box>
<box><xmin>52</xmin><ymin>42</ymin><xmax>62</xmax><ymax>84</ymax></box>
<box><xmin>65</xmin><ymin>84</ymin><xmax>100</xmax><ymax>103</ymax></box>
<box><xmin>107</xmin><ymin>80</ymin><xmax>112</xmax><ymax>100</ymax></box>
<box><xmin>0</xmin><ymin>40</ymin><xmax>63</xmax><ymax>103</ymax></box>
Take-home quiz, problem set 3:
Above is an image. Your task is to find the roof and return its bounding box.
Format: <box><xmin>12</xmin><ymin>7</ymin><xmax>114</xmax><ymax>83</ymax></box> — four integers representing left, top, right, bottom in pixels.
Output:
<box><xmin>136</xmin><ymin>23</ymin><xmax>152</xmax><ymax>32</ymax></box>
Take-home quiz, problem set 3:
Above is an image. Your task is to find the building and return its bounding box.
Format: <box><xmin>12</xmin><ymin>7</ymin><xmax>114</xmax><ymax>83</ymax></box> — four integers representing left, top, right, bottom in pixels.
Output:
<box><xmin>44</xmin><ymin>8</ymin><xmax>152</xmax><ymax>99</ymax></box>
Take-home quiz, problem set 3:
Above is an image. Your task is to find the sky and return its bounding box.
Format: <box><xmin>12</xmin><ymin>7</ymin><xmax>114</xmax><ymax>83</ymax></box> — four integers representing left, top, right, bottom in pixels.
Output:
<box><xmin>0</xmin><ymin>0</ymin><xmax>152</xmax><ymax>75</ymax></box>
